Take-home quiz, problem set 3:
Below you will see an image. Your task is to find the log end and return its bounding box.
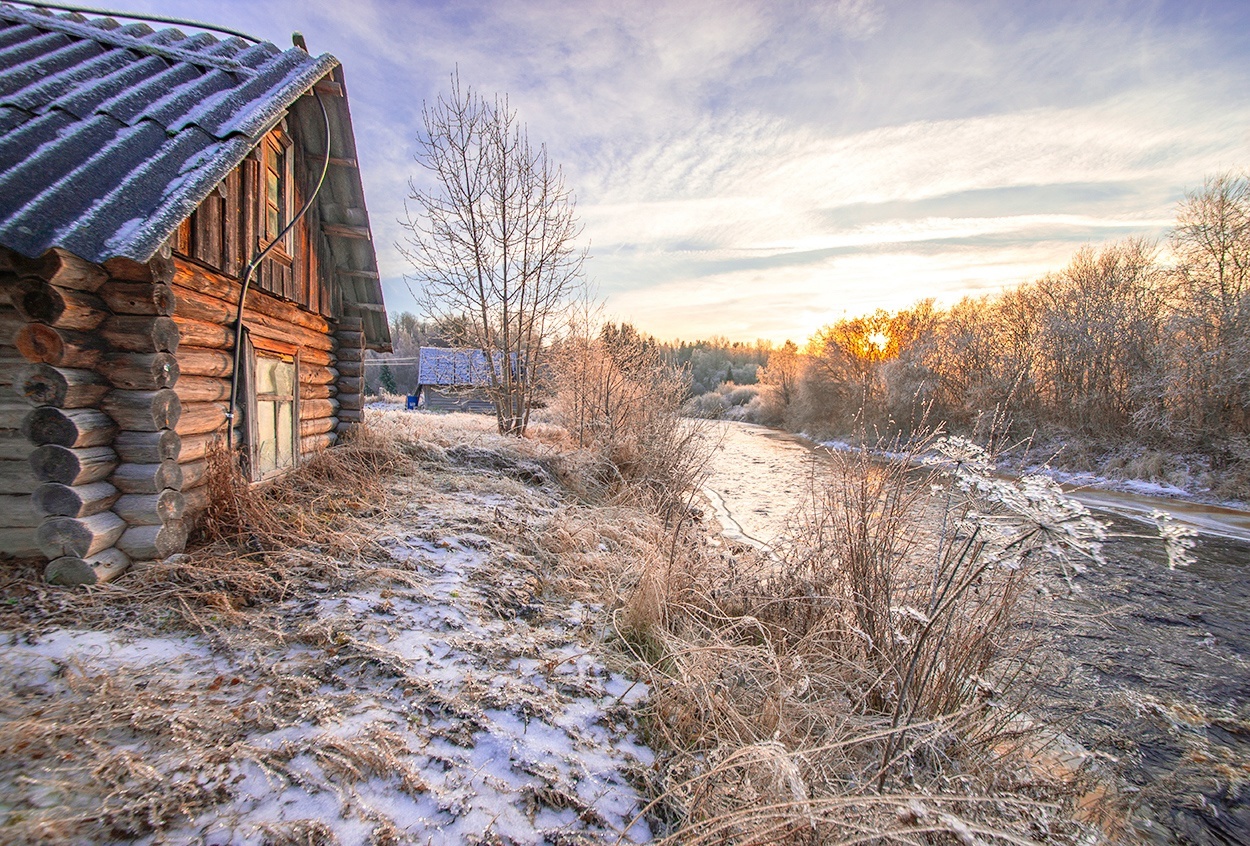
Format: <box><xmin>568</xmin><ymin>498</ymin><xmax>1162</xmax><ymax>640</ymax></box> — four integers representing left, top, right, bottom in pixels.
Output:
<box><xmin>45</xmin><ymin>556</ymin><xmax>97</xmax><ymax>585</ymax></box>
<box><xmin>44</xmin><ymin>547</ymin><xmax>131</xmax><ymax>586</ymax></box>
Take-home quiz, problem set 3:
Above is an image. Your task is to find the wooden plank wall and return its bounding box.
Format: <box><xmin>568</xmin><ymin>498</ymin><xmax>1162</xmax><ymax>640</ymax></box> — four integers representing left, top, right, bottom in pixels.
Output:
<box><xmin>176</xmin><ymin>142</ymin><xmax>337</xmax><ymax>320</ymax></box>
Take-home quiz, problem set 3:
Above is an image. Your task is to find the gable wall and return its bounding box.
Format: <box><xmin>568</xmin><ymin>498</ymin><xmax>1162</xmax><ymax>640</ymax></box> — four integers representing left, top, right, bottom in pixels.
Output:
<box><xmin>173</xmin><ymin>137</ymin><xmax>341</xmax><ymax>320</ymax></box>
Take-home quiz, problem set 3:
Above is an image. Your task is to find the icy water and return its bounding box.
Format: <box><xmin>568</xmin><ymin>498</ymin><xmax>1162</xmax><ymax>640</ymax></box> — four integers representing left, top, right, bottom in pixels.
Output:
<box><xmin>704</xmin><ymin>422</ymin><xmax>1250</xmax><ymax>845</ymax></box>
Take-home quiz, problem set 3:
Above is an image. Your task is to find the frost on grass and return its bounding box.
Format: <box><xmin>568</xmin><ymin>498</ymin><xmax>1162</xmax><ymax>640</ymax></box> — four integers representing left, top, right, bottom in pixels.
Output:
<box><xmin>0</xmin><ymin>420</ymin><xmax>654</xmax><ymax>846</ymax></box>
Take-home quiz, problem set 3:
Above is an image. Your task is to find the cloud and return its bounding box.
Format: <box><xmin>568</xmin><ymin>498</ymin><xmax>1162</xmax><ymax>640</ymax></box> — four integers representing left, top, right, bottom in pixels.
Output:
<box><xmin>607</xmin><ymin>239</ymin><xmax>1090</xmax><ymax>343</ymax></box>
<box><xmin>117</xmin><ymin>0</ymin><xmax>1250</xmax><ymax>342</ymax></box>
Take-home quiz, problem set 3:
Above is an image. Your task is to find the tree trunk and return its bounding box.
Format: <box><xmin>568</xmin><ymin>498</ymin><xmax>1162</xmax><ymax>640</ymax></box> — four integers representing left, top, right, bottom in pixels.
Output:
<box><xmin>114</xmin><ymin>429</ymin><xmax>181</xmax><ymax>463</ymax></box>
<box><xmin>175</xmin><ymin>401</ymin><xmax>228</xmax><ymax>436</ymax></box>
<box><xmin>22</xmin><ymin>407</ymin><xmax>117</xmax><ymax>447</ymax></box>
<box><xmin>14</xmin><ymin>324</ymin><xmax>104</xmax><ymax>368</ymax></box>
<box><xmin>101</xmin><ymin>389</ymin><xmax>181</xmax><ymax>431</ymax></box>
<box><xmin>300</xmin><ymin>432</ymin><xmax>335</xmax><ymax>454</ymax></box>
<box><xmin>45</xmin><ymin>547</ymin><xmax>130</xmax><ymax>586</ymax></box>
<box><xmin>36</xmin><ymin>511</ymin><xmax>126</xmax><ymax>558</ymax></box>
<box><xmin>110</xmin><ymin>460</ymin><xmax>183</xmax><ymax>494</ymax></box>
<box><xmin>113</xmin><ymin>490</ymin><xmax>186</xmax><ymax>525</ymax></box>
<box><xmin>104</xmin><ymin>352</ymin><xmax>179</xmax><ymax>389</ymax></box>
<box><xmin>177</xmin><ymin>346</ymin><xmax>233</xmax><ymax>377</ymax></box>
<box><xmin>180</xmin><ymin>459</ymin><xmax>208</xmax><ymax>490</ymax></box>
<box><xmin>100</xmin><ymin>315</ymin><xmax>179</xmax><ymax>353</ymax></box>
<box><xmin>0</xmin><ymin>493</ymin><xmax>38</xmax><ymax>527</ymax></box>
<box><xmin>0</xmin><ymin>429</ymin><xmax>31</xmax><ymax>461</ymax></box>
<box><xmin>173</xmin><ymin>375</ymin><xmax>230</xmax><ymax>403</ymax></box>
<box><xmin>30</xmin><ymin>248</ymin><xmax>108</xmax><ymax>292</ymax></box>
<box><xmin>182</xmin><ymin>484</ymin><xmax>209</xmax><ymax>518</ymax></box>
<box><xmin>13</xmin><ymin>278</ymin><xmax>108</xmax><ymax>330</ymax></box>
<box><xmin>16</xmin><ymin>365</ymin><xmax>110</xmax><ymax>408</ymax></box>
<box><xmin>117</xmin><ymin>520</ymin><xmax>188</xmax><ymax>560</ymax></box>
<box><xmin>97</xmin><ymin>280</ymin><xmax>176</xmax><ymax>316</ymax></box>
<box><xmin>0</xmin><ymin>526</ymin><xmax>40</xmax><ymax>557</ymax></box>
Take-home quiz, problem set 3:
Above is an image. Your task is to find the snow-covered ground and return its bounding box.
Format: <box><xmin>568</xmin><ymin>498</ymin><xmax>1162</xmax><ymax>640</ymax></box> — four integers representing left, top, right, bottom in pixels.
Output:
<box><xmin>0</xmin><ymin>432</ymin><xmax>655</xmax><ymax>845</ymax></box>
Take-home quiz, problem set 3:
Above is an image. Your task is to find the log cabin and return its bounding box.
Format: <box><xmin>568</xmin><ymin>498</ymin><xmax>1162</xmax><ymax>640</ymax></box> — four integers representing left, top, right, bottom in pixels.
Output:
<box><xmin>0</xmin><ymin>4</ymin><xmax>391</xmax><ymax>583</ymax></box>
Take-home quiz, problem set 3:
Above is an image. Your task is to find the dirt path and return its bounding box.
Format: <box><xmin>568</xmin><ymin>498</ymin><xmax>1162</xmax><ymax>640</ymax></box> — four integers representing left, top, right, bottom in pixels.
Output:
<box><xmin>0</xmin><ymin>421</ymin><xmax>655</xmax><ymax>845</ymax></box>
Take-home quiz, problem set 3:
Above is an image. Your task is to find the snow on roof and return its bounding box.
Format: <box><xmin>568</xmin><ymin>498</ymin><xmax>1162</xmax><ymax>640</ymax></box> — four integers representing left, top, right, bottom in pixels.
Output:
<box><xmin>0</xmin><ymin>2</ymin><xmax>334</xmax><ymax>264</ymax></box>
<box><xmin>418</xmin><ymin>347</ymin><xmax>519</xmax><ymax>387</ymax></box>
<box><xmin>0</xmin><ymin>2</ymin><xmax>391</xmax><ymax>351</ymax></box>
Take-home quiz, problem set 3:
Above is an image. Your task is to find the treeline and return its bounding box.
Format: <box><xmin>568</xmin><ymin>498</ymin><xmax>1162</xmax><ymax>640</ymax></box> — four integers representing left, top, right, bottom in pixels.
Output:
<box><xmin>694</xmin><ymin>173</ymin><xmax>1250</xmax><ymax>493</ymax></box>
<box><xmin>369</xmin><ymin>315</ymin><xmax>779</xmax><ymax>399</ymax></box>
<box><xmin>661</xmin><ymin>337</ymin><xmax>772</xmax><ymax>393</ymax></box>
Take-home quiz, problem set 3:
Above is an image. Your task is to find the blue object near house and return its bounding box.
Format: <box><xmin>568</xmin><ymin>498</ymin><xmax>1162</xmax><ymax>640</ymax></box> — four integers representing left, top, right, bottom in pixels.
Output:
<box><xmin>406</xmin><ymin>394</ymin><xmax>418</xmax><ymax>410</ymax></box>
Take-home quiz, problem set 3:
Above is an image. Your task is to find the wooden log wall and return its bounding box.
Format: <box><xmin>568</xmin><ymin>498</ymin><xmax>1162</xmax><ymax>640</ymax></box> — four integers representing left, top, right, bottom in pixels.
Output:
<box><xmin>1</xmin><ymin>266</ymin><xmax>40</xmax><ymax>558</ymax></box>
<box><xmin>98</xmin><ymin>256</ymin><xmax>187</xmax><ymax>567</ymax></box>
<box><xmin>333</xmin><ymin>315</ymin><xmax>364</xmax><ymax>440</ymax></box>
<box><xmin>170</xmin><ymin>257</ymin><xmax>340</xmax><ymax>516</ymax></box>
<box><xmin>1</xmin><ymin>248</ymin><xmax>133</xmax><ymax>581</ymax></box>
<box><xmin>2</xmin><ymin>141</ymin><xmax>366</xmax><ymax>582</ymax></box>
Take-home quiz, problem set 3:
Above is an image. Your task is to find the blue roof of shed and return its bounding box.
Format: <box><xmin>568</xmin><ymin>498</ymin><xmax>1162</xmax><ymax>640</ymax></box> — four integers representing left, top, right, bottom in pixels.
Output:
<box><xmin>0</xmin><ymin>2</ymin><xmax>337</xmax><ymax>264</ymax></box>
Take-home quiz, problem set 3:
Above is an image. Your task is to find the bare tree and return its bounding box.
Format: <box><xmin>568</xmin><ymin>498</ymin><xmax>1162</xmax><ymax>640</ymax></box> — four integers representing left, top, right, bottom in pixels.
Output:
<box><xmin>760</xmin><ymin>339</ymin><xmax>801</xmax><ymax>406</ymax></box>
<box><xmin>400</xmin><ymin>74</ymin><xmax>586</xmax><ymax>435</ymax></box>
<box><xmin>1168</xmin><ymin>172</ymin><xmax>1250</xmax><ymax>442</ymax></box>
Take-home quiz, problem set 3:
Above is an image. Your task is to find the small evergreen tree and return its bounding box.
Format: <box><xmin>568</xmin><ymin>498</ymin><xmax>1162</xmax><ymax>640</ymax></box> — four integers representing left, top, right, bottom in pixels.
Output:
<box><xmin>379</xmin><ymin>362</ymin><xmax>398</xmax><ymax>395</ymax></box>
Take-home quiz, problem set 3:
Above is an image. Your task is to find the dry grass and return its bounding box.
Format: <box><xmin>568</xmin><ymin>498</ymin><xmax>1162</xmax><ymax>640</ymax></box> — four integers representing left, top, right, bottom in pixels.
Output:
<box><xmin>0</xmin><ymin>409</ymin><xmax>1107</xmax><ymax>844</ymax></box>
<box><xmin>0</xmin><ymin>658</ymin><xmax>340</xmax><ymax>844</ymax></box>
<box><xmin>538</xmin><ymin>434</ymin><xmax>1108</xmax><ymax>845</ymax></box>
<box><xmin>0</xmin><ymin>411</ymin><xmax>656</xmax><ymax>843</ymax></box>
<box><xmin>0</xmin><ymin>423</ymin><xmax>413</xmax><ymax>640</ymax></box>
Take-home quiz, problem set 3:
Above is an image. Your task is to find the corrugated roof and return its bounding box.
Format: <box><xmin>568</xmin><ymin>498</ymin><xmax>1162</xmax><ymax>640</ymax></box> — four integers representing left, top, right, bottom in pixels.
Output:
<box><xmin>0</xmin><ymin>3</ymin><xmax>390</xmax><ymax>350</ymax></box>
<box><xmin>418</xmin><ymin>347</ymin><xmax>514</xmax><ymax>387</ymax></box>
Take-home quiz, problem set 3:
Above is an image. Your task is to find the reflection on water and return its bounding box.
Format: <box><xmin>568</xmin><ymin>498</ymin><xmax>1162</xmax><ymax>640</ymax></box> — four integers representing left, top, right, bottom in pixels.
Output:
<box><xmin>704</xmin><ymin>422</ymin><xmax>1250</xmax><ymax>845</ymax></box>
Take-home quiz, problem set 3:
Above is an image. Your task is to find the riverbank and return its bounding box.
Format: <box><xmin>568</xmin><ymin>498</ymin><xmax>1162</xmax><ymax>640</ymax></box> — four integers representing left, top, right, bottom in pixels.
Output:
<box><xmin>705</xmin><ymin>419</ymin><xmax>1250</xmax><ymax>845</ymax></box>
<box><xmin>1</xmin><ymin>411</ymin><xmax>1120</xmax><ymax>845</ymax></box>
<box><xmin>799</xmin><ymin>428</ymin><xmax>1250</xmax><ymax>542</ymax></box>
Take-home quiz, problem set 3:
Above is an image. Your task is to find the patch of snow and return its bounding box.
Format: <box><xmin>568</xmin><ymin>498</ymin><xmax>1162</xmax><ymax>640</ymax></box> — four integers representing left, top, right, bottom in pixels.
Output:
<box><xmin>1</xmin><ymin>528</ymin><xmax>655</xmax><ymax>846</ymax></box>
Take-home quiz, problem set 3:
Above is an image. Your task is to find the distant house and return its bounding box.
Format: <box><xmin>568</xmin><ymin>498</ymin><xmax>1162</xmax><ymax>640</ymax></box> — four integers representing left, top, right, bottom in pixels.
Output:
<box><xmin>0</xmin><ymin>4</ymin><xmax>390</xmax><ymax>583</ymax></box>
<box><xmin>416</xmin><ymin>347</ymin><xmax>506</xmax><ymax>414</ymax></box>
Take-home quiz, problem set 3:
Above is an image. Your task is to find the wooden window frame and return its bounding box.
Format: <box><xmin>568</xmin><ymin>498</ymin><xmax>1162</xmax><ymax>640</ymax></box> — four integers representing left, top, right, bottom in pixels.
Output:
<box><xmin>260</xmin><ymin>127</ymin><xmax>295</xmax><ymax>263</ymax></box>
<box><xmin>244</xmin><ymin>335</ymin><xmax>301</xmax><ymax>482</ymax></box>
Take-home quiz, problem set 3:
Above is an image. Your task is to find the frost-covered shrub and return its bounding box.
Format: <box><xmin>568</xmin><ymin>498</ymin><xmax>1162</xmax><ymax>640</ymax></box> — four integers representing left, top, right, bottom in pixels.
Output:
<box><xmin>742</xmin><ymin>386</ymin><xmax>786</xmax><ymax>427</ymax></box>
<box><xmin>770</xmin><ymin>434</ymin><xmax>1117</xmax><ymax>789</ymax></box>
<box><xmin>719</xmin><ymin>383</ymin><xmax>758</xmax><ymax>407</ymax></box>
<box><xmin>683</xmin><ymin>391</ymin><xmax>727</xmax><ymax>419</ymax></box>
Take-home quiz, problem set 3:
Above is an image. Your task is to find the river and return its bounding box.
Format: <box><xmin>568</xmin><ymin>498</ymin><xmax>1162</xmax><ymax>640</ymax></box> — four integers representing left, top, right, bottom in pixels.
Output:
<box><xmin>703</xmin><ymin>421</ymin><xmax>1250</xmax><ymax>845</ymax></box>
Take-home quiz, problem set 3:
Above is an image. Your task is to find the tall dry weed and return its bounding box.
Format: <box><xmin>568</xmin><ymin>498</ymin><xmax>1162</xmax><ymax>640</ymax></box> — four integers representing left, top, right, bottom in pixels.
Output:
<box><xmin>549</xmin><ymin>429</ymin><xmax>1112</xmax><ymax>844</ymax></box>
<box><xmin>549</xmin><ymin>320</ymin><xmax>716</xmax><ymax>519</ymax></box>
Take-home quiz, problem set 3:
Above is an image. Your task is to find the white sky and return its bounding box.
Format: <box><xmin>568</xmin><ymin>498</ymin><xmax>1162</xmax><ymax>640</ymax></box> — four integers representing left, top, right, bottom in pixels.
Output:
<box><xmin>122</xmin><ymin>0</ymin><xmax>1249</xmax><ymax>342</ymax></box>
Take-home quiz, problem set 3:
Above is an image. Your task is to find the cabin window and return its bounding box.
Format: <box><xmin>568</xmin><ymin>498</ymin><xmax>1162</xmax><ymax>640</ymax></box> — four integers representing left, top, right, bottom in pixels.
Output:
<box><xmin>261</xmin><ymin>130</ymin><xmax>294</xmax><ymax>255</ymax></box>
<box><xmin>252</xmin><ymin>352</ymin><xmax>298</xmax><ymax>479</ymax></box>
